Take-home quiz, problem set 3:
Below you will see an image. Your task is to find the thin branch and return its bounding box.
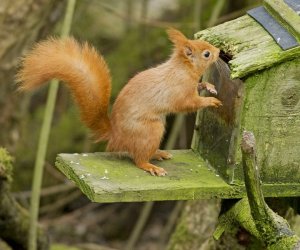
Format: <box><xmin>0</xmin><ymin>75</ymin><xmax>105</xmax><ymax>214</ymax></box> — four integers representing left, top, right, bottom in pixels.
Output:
<box><xmin>158</xmin><ymin>201</ymin><xmax>185</xmax><ymax>246</ymax></box>
<box><xmin>39</xmin><ymin>190</ymin><xmax>82</xmax><ymax>215</ymax></box>
<box><xmin>207</xmin><ymin>0</ymin><xmax>226</xmax><ymax>27</ymax></box>
<box><xmin>13</xmin><ymin>182</ymin><xmax>75</xmax><ymax>199</ymax></box>
<box><xmin>90</xmin><ymin>0</ymin><xmax>186</xmax><ymax>29</ymax></box>
<box><xmin>44</xmin><ymin>161</ymin><xmax>66</xmax><ymax>182</ymax></box>
<box><xmin>42</xmin><ymin>202</ymin><xmax>101</xmax><ymax>225</ymax></box>
<box><xmin>28</xmin><ymin>0</ymin><xmax>77</xmax><ymax>249</ymax></box>
<box><xmin>125</xmin><ymin>202</ymin><xmax>154</xmax><ymax>250</ymax></box>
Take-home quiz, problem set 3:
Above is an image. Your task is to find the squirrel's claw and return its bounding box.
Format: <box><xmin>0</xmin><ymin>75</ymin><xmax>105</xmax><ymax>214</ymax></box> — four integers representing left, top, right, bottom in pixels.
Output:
<box><xmin>137</xmin><ymin>162</ymin><xmax>167</xmax><ymax>176</ymax></box>
<box><xmin>198</xmin><ymin>82</ymin><xmax>218</xmax><ymax>95</ymax></box>
<box><xmin>205</xmin><ymin>97</ymin><xmax>223</xmax><ymax>108</ymax></box>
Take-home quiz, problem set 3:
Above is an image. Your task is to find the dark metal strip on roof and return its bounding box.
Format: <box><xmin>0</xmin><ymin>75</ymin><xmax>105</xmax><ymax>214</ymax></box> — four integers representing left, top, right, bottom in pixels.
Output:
<box><xmin>284</xmin><ymin>0</ymin><xmax>300</xmax><ymax>15</ymax></box>
<box><xmin>247</xmin><ymin>6</ymin><xmax>299</xmax><ymax>50</ymax></box>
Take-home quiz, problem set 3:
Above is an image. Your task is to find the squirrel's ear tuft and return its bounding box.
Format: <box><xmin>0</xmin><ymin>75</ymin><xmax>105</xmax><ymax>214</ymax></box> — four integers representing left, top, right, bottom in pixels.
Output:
<box><xmin>167</xmin><ymin>28</ymin><xmax>188</xmax><ymax>46</ymax></box>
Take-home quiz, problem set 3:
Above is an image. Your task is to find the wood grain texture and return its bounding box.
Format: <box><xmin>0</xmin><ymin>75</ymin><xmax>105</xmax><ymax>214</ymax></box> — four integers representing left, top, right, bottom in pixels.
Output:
<box><xmin>264</xmin><ymin>0</ymin><xmax>300</xmax><ymax>41</ymax></box>
<box><xmin>195</xmin><ymin>15</ymin><xmax>300</xmax><ymax>79</ymax></box>
<box><xmin>235</xmin><ymin>57</ymin><xmax>300</xmax><ymax>183</ymax></box>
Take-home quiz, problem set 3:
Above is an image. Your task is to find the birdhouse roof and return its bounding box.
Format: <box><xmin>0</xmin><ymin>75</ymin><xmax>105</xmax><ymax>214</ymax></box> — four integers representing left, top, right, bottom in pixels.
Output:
<box><xmin>195</xmin><ymin>0</ymin><xmax>300</xmax><ymax>79</ymax></box>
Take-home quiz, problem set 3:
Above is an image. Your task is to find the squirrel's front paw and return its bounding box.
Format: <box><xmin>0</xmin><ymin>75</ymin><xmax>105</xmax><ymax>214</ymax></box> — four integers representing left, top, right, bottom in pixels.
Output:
<box><xmin>205</xmin><ymin>97</ymin><xmax>222</xmax><ymax>108</ymax></box>
<box><xmin>198</xmin><ymin>82</ymin><xmax>217</xmax><ymax>95</ymax></box>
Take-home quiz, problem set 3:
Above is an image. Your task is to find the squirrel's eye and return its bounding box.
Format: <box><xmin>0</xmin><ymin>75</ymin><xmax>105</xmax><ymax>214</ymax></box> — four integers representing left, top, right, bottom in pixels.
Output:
<box><xmin>203</xmin><ymin>50</ymin><xmax>211</xmax><ymax>59</ymax></box>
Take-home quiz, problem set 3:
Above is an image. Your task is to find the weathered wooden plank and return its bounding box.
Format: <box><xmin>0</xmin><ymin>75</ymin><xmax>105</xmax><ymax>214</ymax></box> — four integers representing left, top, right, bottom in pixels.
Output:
<box><xmin>195</xmin><ymin>15</ymin><xmax>300</xmax><ymax>79</ymax></box>
<box><xmin>264</xmin><ymin>0</ymin><xmax>300</xmax><ymax>41</ymax></box>
<box><xmin>55</xmin><ymin>150</ymin><xmax>237</xmax><ymax>202</ymax></box>
<box><xmin>55</xmin><ymin>149</ymin><xmax>300</xmax><ymax>203</ymax></box>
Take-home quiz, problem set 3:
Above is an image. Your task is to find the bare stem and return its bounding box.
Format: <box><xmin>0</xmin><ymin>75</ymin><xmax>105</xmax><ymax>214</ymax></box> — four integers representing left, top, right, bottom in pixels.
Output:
<box><xmin>28</xmin><ymin>1</ymin><xmax>77</xmax><ymax>249</ymax></box>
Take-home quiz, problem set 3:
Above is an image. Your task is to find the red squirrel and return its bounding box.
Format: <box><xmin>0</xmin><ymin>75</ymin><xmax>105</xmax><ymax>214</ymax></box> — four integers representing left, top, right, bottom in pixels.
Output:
<box><xmin>17</xmin><ymin>28</ymin><xmax>222</xmax><ymax>176</ymax></box>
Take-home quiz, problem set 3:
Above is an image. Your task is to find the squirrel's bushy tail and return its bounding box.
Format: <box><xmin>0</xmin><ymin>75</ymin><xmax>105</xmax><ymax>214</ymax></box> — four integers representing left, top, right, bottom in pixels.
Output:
<box><xmin>17</xmin><ymin>38</ymin><xmax>111</xmax><ymax>141</ymax></box>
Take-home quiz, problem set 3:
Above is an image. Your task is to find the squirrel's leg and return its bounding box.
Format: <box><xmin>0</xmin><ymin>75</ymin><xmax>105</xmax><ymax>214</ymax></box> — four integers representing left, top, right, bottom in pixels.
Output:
<box><xmin>134</xmin><ymin>147</ymin><xmax>168</xmax><ymax>176</ymax></box>
<box><xmin>132</xmin><ymin>122</ymin><xmax>167</xmax><ymax>176</ymax></box>
<box><xmin>151</xmin><ymin>150</ymin><xmax>173</xmax><ymax>161</ymax></box>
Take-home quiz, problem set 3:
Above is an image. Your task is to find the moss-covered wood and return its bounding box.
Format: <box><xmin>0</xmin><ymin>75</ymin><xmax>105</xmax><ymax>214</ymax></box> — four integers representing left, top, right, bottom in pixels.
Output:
<box><xmin>214</xmin><ymin>132</ymin><xmax>300</xmax><ymax>249</ymax></box>
<box><xmin>241</xmin><ymin>131</ymin><xmax>300</xmax><ymax>249</ymax></box>
<box><xmin>195</xmin><ymin>14</ymin><xmax>300</xmax><ymax>79</ymax></box>
<box><xmin>0</xmin><ymin>148</ymin><xmax>49</xmax><ymax>250</ymax></box>
<box><xmin>56</xmin><ymin>150</ymin><xmax>239</xmax><ymax>202</ymax></box>
<box><xmin>55</xmin><ymin>150</ymin><xmax>300</xmax><ymax>203</ymax></box>
<box><xmin>235</xmin><ymin>57</ymin><xmax>300</xmax><ymax>183</ymax></box>
<box><xmin>194</xmin><ymin>58</ymin><xmax>300</xmax><ymax>184</ymax></box>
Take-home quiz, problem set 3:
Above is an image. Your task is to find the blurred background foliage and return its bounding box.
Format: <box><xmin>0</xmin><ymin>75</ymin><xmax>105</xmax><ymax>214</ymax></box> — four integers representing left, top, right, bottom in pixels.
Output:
<box><xmin>0</xmin><ymin>0</ymin><xmax>265</xmax><ymax>249</ymax></box>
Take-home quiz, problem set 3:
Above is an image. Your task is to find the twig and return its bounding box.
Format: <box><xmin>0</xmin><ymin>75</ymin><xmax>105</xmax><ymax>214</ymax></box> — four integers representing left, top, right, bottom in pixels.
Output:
<box><xmin>215</xmin><ymin>3</ymin><xmax>260</xmax><ymax>24</ymax></box>
<box><xmin>83</xmin><ymin>204</ymin><xmax>121</xmax><ymax>227</ymax></box>
<box><xmin>165</xmin><ymin>115</ymin><xmax>185</xmax><ymax>150</ymax></box>
<box><xmin>42</xmin><ymin>202</ymin><xmax>100</xmax><ymax>225</ymax></box>
<box><xmin>125</xmin><ymin>202</ymin><xmax>154</xmax><ymax>250</ymax></box>
<box><xmin>158</xmin><ymin>201</ymin><xmax>185</xmax><ymax>246</ymax></box>
<box><xmin>207</xmin><ymin>0</ymin><xmax>226</xmax><ymax>27</ymax></box>
<box><xmin>75</xmin><ymin>243</ymin><xmax>118</xmax><ymax>250</ymax></box>
<box><xmin>193</xmin><ymin>0</ymin><xmax>202</xmax><ymax>31</ymax></box>
<box><xmin>89</xmin><ymin>0</ymin><xmax>186</xmax><ymax>29</ymax></box>
<box><xmin>45</xmin><ymin>161</ymin><xmax>66</xmax><ymax>182</ymax></box>
<box><xmin>14</xmin><ymin>182</ymin><xmax>75</xmax><ymax>199</ymax></box>
<box><xmin>39</xmin><ymin>189</ymin><xmax>82</xmax><ymax>215</ymax></box>
<box><xmin>28</xmin><ymin>1</ymin><xmax>77</xmax><ymax>249</ymax></box>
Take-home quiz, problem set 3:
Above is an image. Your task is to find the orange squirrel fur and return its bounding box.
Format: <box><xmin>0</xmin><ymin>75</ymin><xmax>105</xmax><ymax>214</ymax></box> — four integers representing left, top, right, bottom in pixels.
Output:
<box><xmin>17</xmin><ymin>28</ymin><xmax>222</xmax><ymax>176</ymax></box>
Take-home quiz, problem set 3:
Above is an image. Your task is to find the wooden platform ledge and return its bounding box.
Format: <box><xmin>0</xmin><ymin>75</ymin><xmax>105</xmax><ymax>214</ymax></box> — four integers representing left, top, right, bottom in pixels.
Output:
<box><xmin>56</xmin><ymin>150</ymin><xmax>300</xmax><ymax>203</ymax></box>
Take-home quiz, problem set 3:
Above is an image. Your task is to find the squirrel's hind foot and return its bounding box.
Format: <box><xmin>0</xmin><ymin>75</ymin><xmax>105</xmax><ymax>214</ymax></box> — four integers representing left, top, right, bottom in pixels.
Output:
<box><xmin>137</xmin><ymin>162</ymin><xmax>167</xmax><ymax>176</ymax></box>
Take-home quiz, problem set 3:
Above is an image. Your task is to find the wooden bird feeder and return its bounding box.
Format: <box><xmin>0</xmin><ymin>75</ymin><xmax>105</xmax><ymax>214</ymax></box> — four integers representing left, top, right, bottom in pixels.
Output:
<box><xmin>56</xmin><ymin>0</ymin><xmax>300</xmax><ymax>204</ymax></box>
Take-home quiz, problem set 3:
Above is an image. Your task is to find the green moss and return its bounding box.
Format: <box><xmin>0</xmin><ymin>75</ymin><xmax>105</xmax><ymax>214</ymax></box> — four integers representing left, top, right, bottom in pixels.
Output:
<box><xmin>0</xmin><ymin>148</ymin><xmax>14</xmax><ymax>182</ymax></box>
<box><xmin>55</xmin><ymin>150</ymin><xmax>240</xmax><ymax>202</ymax></box>
<box><xmin>50</xmin><ymin>244</ymin><xmax>81</xmax><ymax>250</ymax></box>
<box><xmin>267</xmin><ymin>236</ymin><xmax>299</xmax><ymax>250</ymax></box>
<box><xmin>237</xmin><ymin>57</ymin><xmax>300</xmax><ymax>184</ymax></box>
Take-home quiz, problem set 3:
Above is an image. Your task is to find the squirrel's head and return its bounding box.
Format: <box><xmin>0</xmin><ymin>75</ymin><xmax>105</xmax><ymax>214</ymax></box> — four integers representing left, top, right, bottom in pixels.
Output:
<box><xmin>167</xmin><ymin>28</ymin><xmax>220</xmax><ymax>74</ymax></box>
